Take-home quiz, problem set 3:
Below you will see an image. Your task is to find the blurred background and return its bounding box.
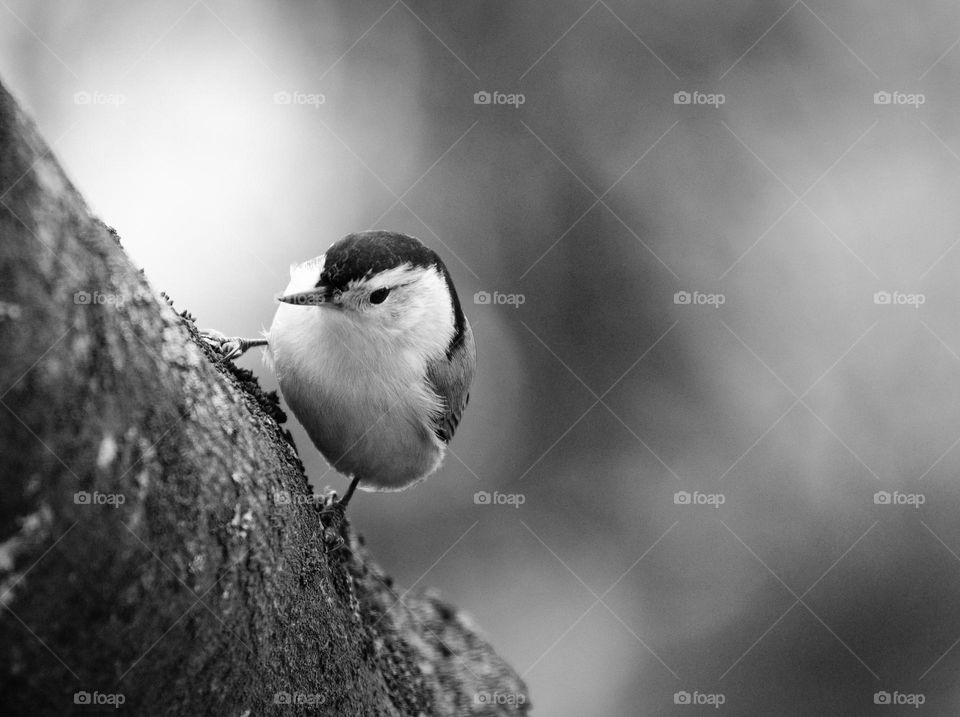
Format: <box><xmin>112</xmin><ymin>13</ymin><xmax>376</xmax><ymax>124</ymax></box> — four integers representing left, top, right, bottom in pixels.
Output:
<box><xmin>5</xmin><ymin>0</ymin><xmax>960</xmax><ymax>713</ymax></box>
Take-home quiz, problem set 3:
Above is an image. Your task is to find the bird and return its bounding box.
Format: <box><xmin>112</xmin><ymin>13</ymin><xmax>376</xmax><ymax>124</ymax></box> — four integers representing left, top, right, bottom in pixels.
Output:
<box><xmin>202</xmin><ymin>230</ymin><xmax>476</xmax><ymax>511</ymax></box>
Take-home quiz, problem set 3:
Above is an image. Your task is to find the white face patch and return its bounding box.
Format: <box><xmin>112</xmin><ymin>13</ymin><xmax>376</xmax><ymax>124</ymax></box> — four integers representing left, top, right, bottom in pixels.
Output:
<box><xmin>283</xmin><ymin>254</ymin><xmax>326</xmax><ymax>296</ymax></box>
<box><xmin>343</xmin><ymin>263</ymin><xmax>455</xmax><ymax>358</ymax></box>
<box><xmin>277</xmin><ymin>255</ymin><xmax>456</xmax><ymax>361</ymax></box>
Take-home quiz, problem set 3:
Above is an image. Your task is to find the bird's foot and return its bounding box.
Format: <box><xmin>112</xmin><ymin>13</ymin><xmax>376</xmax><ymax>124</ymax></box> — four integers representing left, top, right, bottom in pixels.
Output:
<box><xmin>319</xmin><ymin>488</ymin><xmax>342</xmax><ymax>511</ymax></box>
<box><xmin>322</xmin><ymin>529</ymin><xmax>345</xmax><ymax>554</ymax></box>
<box><xmin>199</xmin><ymin>329</ymin><xmax>267</xmax><ymax>361</ymax></box>
<box><xmin>319</xmin><ymin>489</ymin><xmax>348</xmax><ymax>554</ymax></box>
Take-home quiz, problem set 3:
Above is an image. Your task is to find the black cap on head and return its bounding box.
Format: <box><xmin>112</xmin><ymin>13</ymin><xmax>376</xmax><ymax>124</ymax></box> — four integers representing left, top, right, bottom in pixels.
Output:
<box><xmin>318</xmin><ymin>231</ymin><xmax>438</xmax><ymax>291</ymax></box>
<box><xmin>319</xmin><ymin>231</ymin><xmax>468</xmax><ymax>356</ymax></box>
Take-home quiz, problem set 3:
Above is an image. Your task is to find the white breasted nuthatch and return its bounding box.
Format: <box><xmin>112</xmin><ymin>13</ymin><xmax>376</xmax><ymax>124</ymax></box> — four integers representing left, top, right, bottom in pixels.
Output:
<box><xmin>203</xmin><ymin>231</ymin><xmax>476</xmax><ymax>510</ymax></box>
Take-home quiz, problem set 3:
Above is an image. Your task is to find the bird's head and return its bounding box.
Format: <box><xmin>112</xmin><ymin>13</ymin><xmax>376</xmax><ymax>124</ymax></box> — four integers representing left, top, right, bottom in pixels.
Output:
<box><xmin>278</xmin><ymin>231</ymin><xmax>466</xmax><ymax>357</ymax></box>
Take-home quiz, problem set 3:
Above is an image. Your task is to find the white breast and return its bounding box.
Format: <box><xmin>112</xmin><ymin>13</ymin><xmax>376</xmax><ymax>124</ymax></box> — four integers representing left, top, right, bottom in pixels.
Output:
<box><xmin>266</xmin><ymin>301</ymin><xmax>445</xmax><ymax>491</ymax></box>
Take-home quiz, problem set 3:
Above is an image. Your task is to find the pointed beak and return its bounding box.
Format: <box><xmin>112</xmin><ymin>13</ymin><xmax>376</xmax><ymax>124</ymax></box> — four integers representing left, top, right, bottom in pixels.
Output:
<box><xmin>277</xmin><ymin>285</ymin><xmax>339</xmax><ymax>308</ymax></box>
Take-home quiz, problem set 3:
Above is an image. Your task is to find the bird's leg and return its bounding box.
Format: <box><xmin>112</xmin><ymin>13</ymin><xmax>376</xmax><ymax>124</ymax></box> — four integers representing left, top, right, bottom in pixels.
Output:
<box><xmin>200</xmin><ymin>329</ymin><xmax>268</xmax><ymax>361</ymax></box>
<box><xmin>320</xmin><ymin>475</ymin><xmax>361</xmax><ymax>516</ymax></box>
<box><xmin>338</xmin><ymin>475</ymin><xmax>361</xmax><ymax>510</ymax></box>
<box><xmin>319</xmin><ymin>476</ymin><xmax>361</xmax><ymax>554</ymax></box>
<box><xmin>318</xmin><ymin>475</ymin><xmax>359</xmax><ymax>517</ymax></box>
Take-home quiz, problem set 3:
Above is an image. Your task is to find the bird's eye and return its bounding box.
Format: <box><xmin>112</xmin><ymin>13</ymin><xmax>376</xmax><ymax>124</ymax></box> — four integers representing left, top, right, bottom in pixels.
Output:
<box><xmin>369</xmin><ymin>288</ymin><xmax>390</xmax><ymax>304</ymax></box>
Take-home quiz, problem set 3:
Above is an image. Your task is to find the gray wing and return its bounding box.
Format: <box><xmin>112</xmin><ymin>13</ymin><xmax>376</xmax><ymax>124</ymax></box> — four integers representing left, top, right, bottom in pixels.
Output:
<box><xmin>425</xmin><ymin>319</ymin><xmax>476</xmax><ymax>444</ymax></box>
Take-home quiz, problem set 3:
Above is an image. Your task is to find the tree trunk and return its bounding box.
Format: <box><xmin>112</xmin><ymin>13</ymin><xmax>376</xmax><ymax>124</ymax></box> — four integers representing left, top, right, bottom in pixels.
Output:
<box><xmin>0</xmin><ymin>78</ymin><xmax>529</xmax><ymax>716</ymax></box>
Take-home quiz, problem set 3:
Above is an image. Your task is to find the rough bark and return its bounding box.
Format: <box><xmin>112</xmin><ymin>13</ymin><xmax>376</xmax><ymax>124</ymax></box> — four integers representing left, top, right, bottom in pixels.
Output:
<box><xmin>0</xmin><ymin>78</ymin><xmax>529</xmax><ymax>716</ymax></box>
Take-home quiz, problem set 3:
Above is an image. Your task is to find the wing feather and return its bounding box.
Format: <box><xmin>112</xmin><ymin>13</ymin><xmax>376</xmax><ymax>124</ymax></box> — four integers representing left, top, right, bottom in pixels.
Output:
<box><xmin>425</xmin><ymin>320</ymin><xmax>476</xmax><ymax>443</ymax></box>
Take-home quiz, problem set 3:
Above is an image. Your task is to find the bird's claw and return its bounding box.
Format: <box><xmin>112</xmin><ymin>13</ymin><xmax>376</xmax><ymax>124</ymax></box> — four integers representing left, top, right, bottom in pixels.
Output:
<box><xmin>319</xmin><ymin>489</ymin><xmax>342</xmax><ymax>511</ymax></box>
<box><xmin>322</xmin><ymin>529</ymin><xmax>345</xmax><ymax>554</ymax></box>
<box><xmin>200</xmin><ymin>329</ymin><xmax>241</xmax><ymax>360</ymax></box>
<box><xmin>200</xmin><ymin>330</ymin><xmax>263</xmax><ymax>361</ymax></box>
<box><xmin>319</xmin><ymin>490</ymin><xmax>348</xmax><ymax>554</ymax></box>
